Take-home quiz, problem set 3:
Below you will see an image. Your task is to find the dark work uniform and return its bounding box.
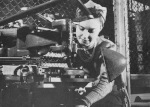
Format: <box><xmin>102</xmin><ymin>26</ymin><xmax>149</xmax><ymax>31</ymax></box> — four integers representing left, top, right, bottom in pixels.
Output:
<box><xmin>74</xmin><ymin>37</ymin><xmax>126</xmax><ymax>107</ymax></box>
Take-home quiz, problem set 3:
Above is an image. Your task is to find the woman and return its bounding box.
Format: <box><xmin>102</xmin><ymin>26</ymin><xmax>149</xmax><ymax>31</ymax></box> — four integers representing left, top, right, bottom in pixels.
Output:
<box><xmin>72</xmin><ymin>0</ymin><xmax>127</xmax><ymax>107</ymax></box>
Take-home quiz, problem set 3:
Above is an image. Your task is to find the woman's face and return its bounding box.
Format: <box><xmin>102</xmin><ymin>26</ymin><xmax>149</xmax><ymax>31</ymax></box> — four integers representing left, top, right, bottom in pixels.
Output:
<box><xmin>75</xmin><ymin>18</ymin><xmax>102</xmax><ymax>49</ymax></box>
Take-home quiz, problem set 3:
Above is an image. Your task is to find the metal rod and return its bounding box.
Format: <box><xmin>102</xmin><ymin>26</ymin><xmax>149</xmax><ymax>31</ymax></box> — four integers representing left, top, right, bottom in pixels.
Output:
<box><xmin>77</xmin><ymin>0</ymin><xmax>94</xmax><ymax>19</ymax></box>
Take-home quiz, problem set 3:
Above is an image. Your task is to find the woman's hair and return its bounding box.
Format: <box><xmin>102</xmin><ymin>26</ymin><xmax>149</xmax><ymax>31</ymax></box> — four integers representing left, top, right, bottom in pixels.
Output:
<box><xmin>76</xmin><ymin>7</ymin><xmax>104</xmax><ymax>19</ymax></box>
<box><xmin>74</xmin><ymin>1</ymin><xmax>107</xmax><ymax>27</ymax></box>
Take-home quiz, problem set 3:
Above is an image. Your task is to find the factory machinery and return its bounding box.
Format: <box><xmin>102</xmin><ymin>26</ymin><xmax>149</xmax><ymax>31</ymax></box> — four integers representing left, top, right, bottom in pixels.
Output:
<box><xmin>0</xmin><ymin>0</ymin><xmax>98</xmax><ymax>106</ymax></box>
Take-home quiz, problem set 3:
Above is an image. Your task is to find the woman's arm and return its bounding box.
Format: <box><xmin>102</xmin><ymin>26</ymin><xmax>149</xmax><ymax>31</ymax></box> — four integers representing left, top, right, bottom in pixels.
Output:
<box><xmin>81</xmin><ymin>62</ymin><xmax>114</xmax><ymax>107</ymax></box>
<box><xmin>79</xmin><ymin>38</ymin><xmax>117</xmax><ymax>107</ymax></box>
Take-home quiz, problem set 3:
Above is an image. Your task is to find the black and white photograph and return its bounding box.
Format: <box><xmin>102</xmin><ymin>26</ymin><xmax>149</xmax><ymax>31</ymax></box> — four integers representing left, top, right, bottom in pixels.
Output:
<box><xmin>0</xmin><ymin>0</ymin><xmax>149</xmax><ymax>107</ymax></box>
